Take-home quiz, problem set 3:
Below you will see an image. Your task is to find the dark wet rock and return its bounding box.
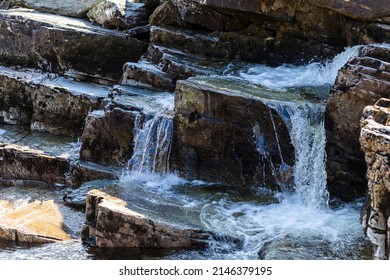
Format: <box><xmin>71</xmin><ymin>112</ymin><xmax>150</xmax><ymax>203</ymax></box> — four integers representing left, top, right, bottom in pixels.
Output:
<box><xmin>170</xmin><ymin>77</ymin><xmax>294</xmax><ymax>190</ymax></box>
<box><xmin>0</xmin><ymin>143</ymin><xmax>69</xmax><ymax>186</ymax></box>
<box><xmin>80</xmin><ymin>85</ymin><xmax>173</xmax><ymax>167</ymax></box>
<box><xmin>87</xmin><ymin>0</ymin><xmax>152</xmax><ymax>30</ymax></box>
<box><xmin>325</xmin><ymin>45</ymin><xmax>390</xmax><ymax>200</ymax></box>
<box><xmin>0</xmin><ymin>66</ymin><xmax>110</xmax><ymax>136</ymax></box>
<box><xmin>80</xmin><ymin>109</ymin><xmax>137</xmax><ymax>166</ymax></box>
<box><xmin>0</xmin><ymin>8</ymin><xmax>147</xmax><ymax>82</ymax></box>
<box><xmin>82</xmin><ymin>189</ymin><xmax>210</xmax><ymax>248</ymax></box>
<box><xmin>360</xmin><ymin>98</ymin><xmax>390</xmax><ymax>260</ymax></box>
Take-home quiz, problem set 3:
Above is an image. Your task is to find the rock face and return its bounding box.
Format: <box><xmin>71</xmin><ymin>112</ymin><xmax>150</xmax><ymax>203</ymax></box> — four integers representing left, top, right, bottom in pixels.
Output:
<box><xmin>0</xmin><ymin>66</ymin><xmax>110</xmax><ymax>136</ymax></box>
<box><xmin>0</xmin><ymin>200</ymin><xmax>72</xmax><ymax>243</ymax></box>
<box><xmin>360</xmin><ymin>98</ymin><xmax>390</xmax><ymax>260</ymax></box>
<box><xmin>0</xmin><ymin>8</ymin><xmax>147</xmax><ymax>82</ymax></box>
<box><xmin>82</xmin><ymin>189</ymin><xmax>209</xmax><ymax>248</ymax></box>
<box><xmin>0</xmin><ymin>143</ymin><xmax>69</xmax><ymax>186</ymax></box>
<box><xmin>325</xmin><ymin>45</ymin><xmax>390</xmax><ymax>200</ymax></box>
<box><xmin>13</xmin><ymin>0</ymin><xmax>105</xmax><ymax>18</ymax></box>
<box><xmin>170</xmin><ymin>78</ymin><xmax>294</xmax><ymax>190</ymax></box>
<box><xmin>148</xmin><ymin>0</ymin><xmax>390</xmax><ymax>66</ymax></box>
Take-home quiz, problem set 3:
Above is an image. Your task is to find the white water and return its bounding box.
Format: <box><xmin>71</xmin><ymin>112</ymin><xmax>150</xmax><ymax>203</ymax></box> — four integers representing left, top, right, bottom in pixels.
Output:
<box><xmin>0</xmin><ymin>47</ymin><xmax>370</xmax><ymax>260</ymax></box>
<box><xmin>118</xmin><ymin>46</ymin><xmax>369</xmax><ymax>259</ymax></box>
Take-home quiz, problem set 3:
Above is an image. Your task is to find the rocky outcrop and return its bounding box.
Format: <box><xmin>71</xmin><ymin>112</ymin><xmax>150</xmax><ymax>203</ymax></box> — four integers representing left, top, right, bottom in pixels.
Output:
<box><xmin>0</xmin><ymin>143</ymin><xmax>69</xmax><ymax>186</ymax></box>
<box><xmin>325</xmin><ymin>45</ymin><xmax>390</xmax><ymax>200</ymax></box>
<box><xmin>82</xmin><ymin>189</ymin><xmax>210</xmax><ymax>248</ymax></box>
<box><xmin>0</xmin><ymin>200</ymin><xmax>72</xmax><ymax>243</ymax></box>
<box><xmin>0</xmin><ymin>8</ymin><xmax>147</xmax><ymax>82</ymax></box>
<box><xmin>9</xmin><ymin>0</ymin><xmax>105</xmax><ymax>18</ymax></box>
<box><xmin>360</xmin><ymin>98</ymin><xmax>390</xmax><ymax>260</ymax></box>
<box><xmin>170</xmin><ymin>77</ymin><xmax>294</xmax><ymax>190</ymax></box>
<box><xmin>148</xmin><ymin>0</ymin><xmax>390</xmax><ymax>66</ymax></box>
<box><xmin>0</xmin><ymin>66</ymin><xmax>110</xmax><ymax>136</ymax></box>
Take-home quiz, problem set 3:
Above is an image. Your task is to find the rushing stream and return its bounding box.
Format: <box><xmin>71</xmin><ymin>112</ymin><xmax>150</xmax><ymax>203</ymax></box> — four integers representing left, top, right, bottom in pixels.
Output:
<box><xmin>0</xmin><ymin>46</ymin><xmax>372</xmax><ymax>260</ymax></box>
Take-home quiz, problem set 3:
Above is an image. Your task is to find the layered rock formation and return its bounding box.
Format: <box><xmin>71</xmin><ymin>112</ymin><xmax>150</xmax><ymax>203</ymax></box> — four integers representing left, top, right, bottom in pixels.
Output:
<box><xmin>326</xmin><ymin>45</ymin><xmax>390</xmax><ymax>200</ymax></box>
<box><xmin>82</xmin><ymin>189</ymin><xmax>210</xmax><ymax>248</ymax></box>
<box><xmin>360</xmin><ymin>98</ymin><xmax>390</xmax><ymax>260</ymax></box>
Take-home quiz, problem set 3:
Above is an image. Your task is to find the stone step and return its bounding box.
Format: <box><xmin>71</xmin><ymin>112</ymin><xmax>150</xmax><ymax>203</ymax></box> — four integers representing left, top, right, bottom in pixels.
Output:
<box><xmin>0</xmin><ymin>124</ymin><xmax>78</xmax><ymax>186</ymax></box>
<box><xmin>143</xmin><ymin>44</ymin><xmax>230</xmax><ymax>79</ymax></box>
<box><xmin>0</xmin><ymin>8</ymin><xmax>147</xmax><ymax>82</ymax></box>
<box><xmin>150</xmin><ymin>25</ymin><xmax>274</xmax><ymax>64</ymax></box>
<box><xmin>0</xmin><ymin>66</ymin><xmax>111</xmax><ymax>137</ymax></box>
<box><xmin>120</xmin><ymin>61</ymin><xmax>176</xmax><ymax>90</ymax></box>
<box><xmin>80</xmin><ymin>85</ymin><xmax>173</xmax><ymax>166</ymax></box>
<box><xmin>82</xmin><ymin>188</ymin><xmax>210</xmax><ymax>248</ymax></box>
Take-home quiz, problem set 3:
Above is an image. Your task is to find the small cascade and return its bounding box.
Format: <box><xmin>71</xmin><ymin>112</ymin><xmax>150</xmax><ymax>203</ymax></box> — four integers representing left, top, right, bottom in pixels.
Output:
<box><xmin>127</xmin><ymin>114</ymin><xmax>173</xmax><ymax>174</ymax></box>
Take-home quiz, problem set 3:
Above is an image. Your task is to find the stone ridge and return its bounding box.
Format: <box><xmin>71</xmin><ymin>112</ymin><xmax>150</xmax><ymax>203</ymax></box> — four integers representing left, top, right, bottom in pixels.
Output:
<box><xmin>360</xmin><ymin>98</ymin><xmax>390</xmax><ymax>260</ymax></box>
<box><xmin>325</xmin><ymin>45</ymin><xmax>390</xmax><ymax>201</ymax></box>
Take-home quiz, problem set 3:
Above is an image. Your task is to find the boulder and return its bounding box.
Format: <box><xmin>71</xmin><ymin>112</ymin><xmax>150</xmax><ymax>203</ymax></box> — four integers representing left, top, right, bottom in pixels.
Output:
<box><xmin>0</xmin><ymin>8</ymin><xmax>147</xmax><ymax>82</ymax></box>
<box><xmin>87</xmin><ymin>0</ymin><xmax>151</xmax><ymax>30</ymax></box>
<box><xmin>82</xmin><ymin>189</ymin><xmax>210</xmax><ymax>248</ymax></box>
<box><xmin>360</xmin><ymin>98</ymin><xmax>390</xmax><ymax>260</ymax></box>
<box><xmin>325</xmin><ymin>45</ymin><xmax>390</xmax><ymax>200</ymax></box>
<box><xmin>0</xmin><ymin>200</ymin><xmax>72</xmax><ymax>243</ymax></box>
<box><xmin>170</xmin><ymin>77</ymin><xmax>294</xmax><ymax>190</ymax></box>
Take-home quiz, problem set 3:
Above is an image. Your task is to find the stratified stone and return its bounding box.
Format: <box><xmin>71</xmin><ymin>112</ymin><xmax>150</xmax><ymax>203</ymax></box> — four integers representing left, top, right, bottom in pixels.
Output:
<box><xmin>0</xmin><ymin>200</ymin><xmax>71</xmax><ymax>243</ymax></box>
<box><xmin>307</xmin><ymin>0</ymin><xmax>390</xmax><ymax>22</ymax></box>
<box><xmin>82</xmin><ymin>189</ymin><xmax>209</xmax><ymax>248</ymax></box>
<box><xmin>80</xmin><ymin>109</ymin><xmax>137</xmax><ymax>166</ymax></box>
<box><xmin>0</xmin><ymin>8</ymin><xmax>147</xmax><ymax>82</ymax></box>
<box><xmin>0</xmin><ymin>66</ymin><xmax>110</xmax><ymax>136</ymax></box>
<box><xmin>325</xmin><ymin>45</ymin><xmax>390</xmax><ymax>200</ymax></box>
<box><xmin>170</xmin><ymin>77</ymin><xmax>294</xmax><ymax>190</ymax></box>
<box><xmin>87</xmin><ymin>0</ymin><xmax>151</xmax><ymax>30</ymax></box>
<box><xmin>0</xmin><ymin>143</ymin><xmax>69</xmax><ymax>186</ymax></box>
<box><xmin>12</xmin><ymin>0</ymin><xmax>105</xmax><ymax>18</ymax></box>
<box><xmin>360</xmin><ymin>98</ymin><xmax>390</xmax><ymax>260</ymax></box>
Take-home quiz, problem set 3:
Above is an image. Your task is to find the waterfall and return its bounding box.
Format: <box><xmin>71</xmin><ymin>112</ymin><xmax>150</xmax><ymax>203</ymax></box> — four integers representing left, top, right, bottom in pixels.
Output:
<box><xmin>127</xmin><ymin>113</ymin><xmax>173</xmax><ymax>174</ymax></box>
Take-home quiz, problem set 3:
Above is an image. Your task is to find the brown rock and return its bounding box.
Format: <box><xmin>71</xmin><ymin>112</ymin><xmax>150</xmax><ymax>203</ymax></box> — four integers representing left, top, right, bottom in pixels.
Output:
<box><xmin>360</xmin><ymin>98</ymin><xmax>390</xmax><ymax>260</ymax></box>
<box><xmin>170</xmin><ymin>78</ymin><xmax>294</xmax><ymax>190</ymax></box>
<box><xmin>325</xmin><ymin>45</ymin><xmax>390</xmax><ymax>200</ymax></box>
<box><xmin>0</xmin><ymin>200</ymin><xmax>71</xmax><ymax>243</ymax></box>
<box><xmin>82</xmin><ymin>189</ymin><xmax>209</xmax><ymax>248</ymax></box>
<box><xmin>0</xmin><ymin>8</ymin><xmax>147</xmax><ymax>81</ymax></box>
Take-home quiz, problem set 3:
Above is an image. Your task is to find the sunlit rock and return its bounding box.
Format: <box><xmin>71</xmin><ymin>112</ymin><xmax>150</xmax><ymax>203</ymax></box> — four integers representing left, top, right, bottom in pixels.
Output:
<box><xmin>82</xmin><ymin>189</ymin><xmax>210</xmax><ymax>248</ymax></box>
<box><xmin>326</xmin><ymin>45</ymin><xmax>390</xmax><ymax>200</ymax></box>
<box><xmin>0</xmin><ymin>200</ymin><xmax>71</xmax><ymax>243</ymax></box>
<box><xmin>360</xmin><ymin>98</ymin><xmax>390</xmax><ymax>260</ymax></box>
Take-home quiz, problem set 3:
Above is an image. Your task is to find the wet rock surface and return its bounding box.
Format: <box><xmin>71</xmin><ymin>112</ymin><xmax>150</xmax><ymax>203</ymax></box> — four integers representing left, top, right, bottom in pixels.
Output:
<box><xmin>326</xmin><ymin>45</ymin><xmax>390</xmax><ymax>200</ymax></box>
<box><xmin>82</xmin><ymin>189</ymin><xmax>210</xmax><ymax>248</ymax></box>
<box><xmin>360</xmin><ymin>98</ymin><xmax>390</xmax><ymax>260</ymax></box>
<box><xmin>170</xmin><ymin>78</ymin><xmax>294</xmax><ymax>190</ymax></box>
<box><xmin>0</xmin><ymin>8</ymin><xmax>147</xmax><ymax>81</ymax></box>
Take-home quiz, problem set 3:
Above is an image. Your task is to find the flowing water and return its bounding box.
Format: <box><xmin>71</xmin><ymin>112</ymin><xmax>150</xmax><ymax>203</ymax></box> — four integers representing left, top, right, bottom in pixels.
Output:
<box><xmin>0</xmin><ymin>46</ymin><xmax>372</xmax><ymax>260</ymax></box>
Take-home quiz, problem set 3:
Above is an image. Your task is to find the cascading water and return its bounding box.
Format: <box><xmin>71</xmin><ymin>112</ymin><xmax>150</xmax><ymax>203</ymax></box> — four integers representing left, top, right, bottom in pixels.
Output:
<box><xmin>0</xmin><ymin>46</ymin><xmax>371</xmax><ymax>260</ymax></box>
